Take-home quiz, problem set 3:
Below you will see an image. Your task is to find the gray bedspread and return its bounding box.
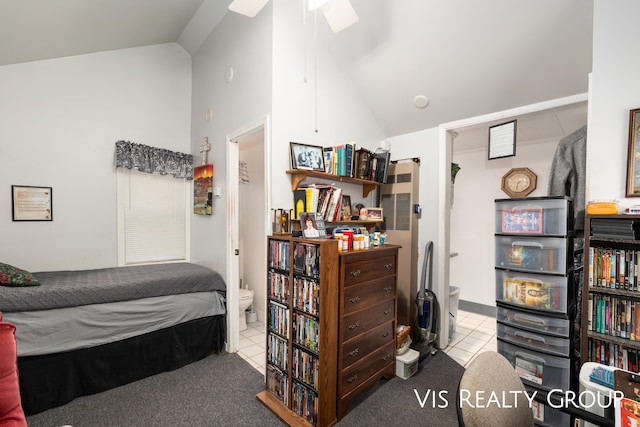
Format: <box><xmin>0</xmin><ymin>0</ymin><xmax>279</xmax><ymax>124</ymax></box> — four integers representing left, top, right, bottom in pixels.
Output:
<box><xmin>0</xmin><ymin>262</ymin><xmax>226</xmax><ymax>312</ymax></box>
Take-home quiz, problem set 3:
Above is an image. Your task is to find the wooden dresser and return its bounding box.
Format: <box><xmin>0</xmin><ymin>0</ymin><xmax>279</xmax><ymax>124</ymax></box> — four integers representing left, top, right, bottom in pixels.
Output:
<box><xmin>337</xmin><ymin>245</ymin><xmax>400</xmax><ymax>419</ymax></box>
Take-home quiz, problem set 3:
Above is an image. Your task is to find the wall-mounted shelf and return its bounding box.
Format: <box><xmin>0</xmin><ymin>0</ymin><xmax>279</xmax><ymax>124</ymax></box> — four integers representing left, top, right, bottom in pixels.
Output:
<box><xmin>286</xmin><ymin>170</ymin><xmax>381</xmax><ymax>198</ymax></box>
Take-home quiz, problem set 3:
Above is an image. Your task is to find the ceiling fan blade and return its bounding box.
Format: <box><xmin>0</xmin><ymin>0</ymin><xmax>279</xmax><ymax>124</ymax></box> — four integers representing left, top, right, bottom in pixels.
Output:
<box><xmin>321</xmin><ymin>0</ymin><xmax>359</xmax><ymax>32</ymax></box>
<box><xmin>228</xmin><ymin>0</ymin><xmax>269</xmax><ymax>18</ymax></box>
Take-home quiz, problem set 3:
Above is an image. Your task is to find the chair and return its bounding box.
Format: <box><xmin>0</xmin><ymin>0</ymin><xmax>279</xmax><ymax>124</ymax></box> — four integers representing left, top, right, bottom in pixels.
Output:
<box><xmin>457</xmin><ymin>351</ymin><xmax>534</xmax><ymax>427</ymax></box>
<box><xmin>0</xmin><ymin>312</ymin><xmax>27</xmax><ymax>427</ymax></box>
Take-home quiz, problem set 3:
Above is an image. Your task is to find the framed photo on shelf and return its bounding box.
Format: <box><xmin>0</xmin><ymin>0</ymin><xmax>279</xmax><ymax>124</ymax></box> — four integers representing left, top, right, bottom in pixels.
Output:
<box><xmin>367</xmin><ymin>207</ymin><xmax>383</xmax><ymax>221</ymax></box>
<box><xmin>300</xmin><ymin>212</ymin><xmax>326</xmax><ymax>238</ymax></box>
<box><xmin>626</xmin><ymin>107</ymin><xmax>640</xmax><ymax>196</ymax></box>
<box><xmin>12</xmin><ymin>185</ymin><xmax>53</xmax><ymax>221</ymax></box>
<box><xmin>290</xmin><ymin>142</ymin><xmax>325</xmax><ymax>172</ymax></box>
<box><xmin>341</xmin><ymin>195</ymin><xmax>352</xmax><ymax>220</ymax></box>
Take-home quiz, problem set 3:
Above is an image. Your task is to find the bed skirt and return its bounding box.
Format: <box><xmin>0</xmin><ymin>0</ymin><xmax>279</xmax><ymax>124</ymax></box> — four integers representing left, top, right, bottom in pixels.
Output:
<box><xmin>18</xmin><ymin>315</ymin><xmax>226</xmax><ymax>415</ymax></box>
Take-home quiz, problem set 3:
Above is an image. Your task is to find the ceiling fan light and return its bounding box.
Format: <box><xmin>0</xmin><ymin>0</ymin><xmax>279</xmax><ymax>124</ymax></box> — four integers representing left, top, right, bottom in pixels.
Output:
<box><xmin>308</xmin><ymin>0</ymin><xmax>329</xmax><ymax>11</ymax></box>
<box><xmin>321</xmin><ymin>0</ymin><xmax>359</xmax><ymax>32</ymax></box>
<box><xmin>228</xmin><ymin>0</ymin><xmax>269</xmax><ymax>18</ymax></box>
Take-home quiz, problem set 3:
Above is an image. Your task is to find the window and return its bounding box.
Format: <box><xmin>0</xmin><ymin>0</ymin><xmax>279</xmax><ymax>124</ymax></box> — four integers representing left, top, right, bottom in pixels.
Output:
<box><xmin>117</xmin><ymin>168</ymin><xmax>189</xmax><ymax>265</ymax></box>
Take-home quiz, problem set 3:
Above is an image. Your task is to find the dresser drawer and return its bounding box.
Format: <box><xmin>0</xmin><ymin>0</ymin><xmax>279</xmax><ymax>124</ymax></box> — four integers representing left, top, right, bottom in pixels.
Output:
<box><xmin>343</xmin><ymin>255</ymin><xmax>396</xmax><ymax>287</ymax></box>
<box><xmin>342</xmin><ymin>299</ymin><xmax>395</xmax><ymax>342</ymax></box>
<box><xmin>342</xmin><ymin>275</ymin><xmax>395</xmax><ymax>316</ymax></box>
<box><xmin>342</xmin><ymin>321</ymin><xmax>394</xmax><ymax>368</ymax></box>
<box><xmin>340</xmin><ymin>341</ymin><xmax>395</xmax><ymax>396</ymax></box>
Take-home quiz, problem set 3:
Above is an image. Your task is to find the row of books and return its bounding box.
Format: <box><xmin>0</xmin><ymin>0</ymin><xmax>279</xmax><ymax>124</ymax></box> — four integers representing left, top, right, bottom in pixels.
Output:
<box><xmin>292</xmin><ymin>347</ymin><xmax>319</xmax><ymax>390</ymax></box>
<box><xmin>293</xmin><ymin>277</ymin><xmax>320</xmax><ymax>316</ymax></box>
<box><xmin>588</xmin><ymin>246</ymin><xmax>640</xmax><ymax>290</ymax></box>
<box><xmin>268</xmin><ymin>240</ymin><xmax>290</xmax><ymax>271</ymax></box>
<box><xmin>293</xmin><ymin>186</ymin><xmax>344</xmax><ymax>222</ymax></box>
<box><xmin>268</xmin><ymin>271</ymin><xmax>289</xmax><ymax>304</ymax></box>
<box><xmin>267</xmin><ymin>332</ymin><xmax>288</xmax><ymax>371</ymax></box>
<box><xmin>587</xmin><ymin>337</ymin><xmax>640</xmax><ymax>373</ymax></box>
<box><xmin>588</xmin><ymin>293</ymin><xmax>640</xmax><ymax>339</ymax></box>
<box><xmin>266</xmin><ymin>365</ymin><xmax>288</xmax><ymax>406</ymax></box>
<box><xmin>293</xmin><ymin>312</ymin><xmax>319</xmax><ymax>353</ymax></box>
<box><xmin>268</xmin><ymin>301</ymin><xmax>289</xmax><ymax>338</ymax></box>
<box><xmin>291</xmin><ymin>381</ymin><xmax>318</xmax><ymax>425</ymax></box>
<box><xmin>322</xmin><ymin>143</ymin><xmax>390</xmax><ymax>184</ymax></box>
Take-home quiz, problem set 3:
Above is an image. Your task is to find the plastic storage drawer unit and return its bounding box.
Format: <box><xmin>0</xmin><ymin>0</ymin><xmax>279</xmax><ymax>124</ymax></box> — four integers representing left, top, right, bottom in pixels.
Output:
<box><xmin>497</xmin><ymin>323</ymin><xmax>570</xmax><ymax>357</ymax></box>
<box><xmin>495</xmin><ymin>269</ymin><xmax>569</xmax><ymax>314</ymax></box>
<box><xmin>495</xmin><ymin>197</ymin><xmax>571</xmax><ymax>236</ymax></box>
<box><xmin>531</xmin><ymin>400</ymin><xmax>571</xmax><ymax>427</ymax></box>
<box><xmin>497</xmin><ymin>339</ymin><xmax>571</xmax><ymax>391</ymax></box>
<box><xmin>496</xmin><ymin>306</ymin><xmax>570</xmax><ymax>337</ymax></box>
<box><xmin>495</xmin><ymin>235</ymin><xmax>568</xmax><ymax>274</ymax></box>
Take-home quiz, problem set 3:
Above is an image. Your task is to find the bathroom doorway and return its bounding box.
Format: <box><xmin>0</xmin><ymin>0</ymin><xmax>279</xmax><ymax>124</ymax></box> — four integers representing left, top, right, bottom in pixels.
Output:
<box><xmin>227</xmin><ymin>116</ymin><xmax>270</xmax><ymax>353</ymax></box>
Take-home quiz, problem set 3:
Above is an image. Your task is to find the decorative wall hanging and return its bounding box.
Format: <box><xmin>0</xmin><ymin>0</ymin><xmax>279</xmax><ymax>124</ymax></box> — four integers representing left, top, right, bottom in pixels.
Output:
<box><xmin>194</xmin><ymin>164</ymin><xmax>213</xmax><ymax>215</ymax></box>
<box><xmin>626</xmin><ymin>107</ymin><xmax>640</xmax><ymax>196</ymax></box>
<box><xmin>12</xmin><ymin>185</ymin><xmax>52</xmax><ymax>221</ymax></box>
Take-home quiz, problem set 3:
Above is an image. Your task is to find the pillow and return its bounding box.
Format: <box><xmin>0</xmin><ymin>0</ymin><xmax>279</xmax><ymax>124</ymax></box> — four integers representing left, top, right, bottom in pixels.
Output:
<box><xmin>0</xmin><ymin>262</ymin><xmax>40</xmax><ymax>287</ymax></box>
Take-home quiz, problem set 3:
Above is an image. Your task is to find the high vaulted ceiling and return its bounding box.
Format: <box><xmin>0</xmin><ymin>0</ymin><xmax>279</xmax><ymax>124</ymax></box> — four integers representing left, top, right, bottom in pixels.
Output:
<box><xmin>0</xmin><ymin>0</ymin><xmax>592</xmax><ymax>144</ymax></box>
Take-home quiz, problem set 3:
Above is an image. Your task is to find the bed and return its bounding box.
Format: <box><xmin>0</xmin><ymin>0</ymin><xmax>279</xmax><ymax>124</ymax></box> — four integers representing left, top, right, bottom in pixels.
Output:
<box><xmin>0</xmin><ymin>262</ymin><xmax>226</xmax><ymax>415</ymax></box>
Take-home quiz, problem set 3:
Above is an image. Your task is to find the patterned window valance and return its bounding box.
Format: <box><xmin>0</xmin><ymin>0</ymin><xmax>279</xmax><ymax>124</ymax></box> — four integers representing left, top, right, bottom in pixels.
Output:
<box><xmin>114</xmin><ymin>140</ymin><xmax>193</xmax><ymax>179</ymax></box>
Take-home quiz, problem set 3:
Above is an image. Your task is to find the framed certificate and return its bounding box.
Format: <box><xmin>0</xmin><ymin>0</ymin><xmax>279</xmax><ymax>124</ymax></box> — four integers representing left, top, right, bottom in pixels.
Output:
<box><xmin>12</xmin><ymin>185</ymin><xmax>53</xmax><ymax>221</ymax></box>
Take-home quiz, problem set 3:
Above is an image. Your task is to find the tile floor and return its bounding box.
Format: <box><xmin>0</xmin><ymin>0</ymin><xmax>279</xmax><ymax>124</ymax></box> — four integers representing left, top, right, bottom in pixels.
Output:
<box><xmin>238</xmin><ymin>309</ymin><xmax>497</xmax><ymax>374</ymax></box>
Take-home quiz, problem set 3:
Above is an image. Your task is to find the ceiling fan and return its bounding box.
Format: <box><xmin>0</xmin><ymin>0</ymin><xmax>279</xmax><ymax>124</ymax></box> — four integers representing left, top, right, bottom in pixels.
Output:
<box><xmin>228</xmin><ymin>0</ymin><xmax>359</xmax><ymax>32</ymax></box>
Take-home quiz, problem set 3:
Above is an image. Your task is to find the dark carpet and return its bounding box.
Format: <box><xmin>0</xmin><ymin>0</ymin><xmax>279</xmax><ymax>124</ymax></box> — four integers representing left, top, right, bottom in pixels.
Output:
<box><xmin>26</xmin><ymin>351</ymin><xmax>464</xmax><ymax>426</ymax></box>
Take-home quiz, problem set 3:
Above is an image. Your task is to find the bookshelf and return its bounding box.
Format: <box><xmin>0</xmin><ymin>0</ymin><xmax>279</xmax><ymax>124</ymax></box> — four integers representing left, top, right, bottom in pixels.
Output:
<box><xmin>258</xmin><ymin>235</ymin><xmax>400</xmax><ymax>426</ymax></box>
<box><xmin>286</xmin><ymin>169</ymin><xmax>381</xmax><ymax>198</ymax></box>
<box><xmin>581</xmin><ymin>214</ymin><xmax>640</xmax><ymax>372</ymax></box>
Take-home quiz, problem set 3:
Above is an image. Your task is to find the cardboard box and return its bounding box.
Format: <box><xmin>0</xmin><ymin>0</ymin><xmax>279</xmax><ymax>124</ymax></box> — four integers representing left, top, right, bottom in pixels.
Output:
<box><xmin>396</xmin><ymin>348</ymin><xmax>419</xmax><ymax>379</ymax></box>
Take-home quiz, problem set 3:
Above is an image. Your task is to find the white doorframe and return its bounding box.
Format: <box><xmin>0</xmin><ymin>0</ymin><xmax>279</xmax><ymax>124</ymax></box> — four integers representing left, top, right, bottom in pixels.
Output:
<box><xmin>437</xmin><ymin>93</ymin><xmax>588</xmax><ymax>347</ymax></box>
<box><xmin>226</xmin><ymin>115</ymin><xmax>271</xmax><ymax>353</ymax></box>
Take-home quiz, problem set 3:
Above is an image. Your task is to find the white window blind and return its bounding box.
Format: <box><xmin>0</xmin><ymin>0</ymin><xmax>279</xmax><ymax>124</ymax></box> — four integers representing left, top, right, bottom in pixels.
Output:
<box><xmin>117</xmin><ymin>168</ymin><xmax>188</xmax><ymax>265</ymax></box>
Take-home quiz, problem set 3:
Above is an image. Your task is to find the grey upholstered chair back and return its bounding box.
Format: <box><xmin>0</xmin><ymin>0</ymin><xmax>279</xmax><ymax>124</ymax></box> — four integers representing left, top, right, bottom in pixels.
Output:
<box><xmin>457</xmin><ymin>351</ymin><xmax>534</xmax><ymax>427</ymax></box>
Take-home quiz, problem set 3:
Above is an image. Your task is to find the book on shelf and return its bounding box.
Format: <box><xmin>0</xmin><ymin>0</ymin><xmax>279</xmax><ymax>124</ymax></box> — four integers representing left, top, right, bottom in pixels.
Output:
<box><xmin>373</xmin><ymin>151</ymin><xmax>391</xmax><ymax>183</ymax></box>
<box><xmin>293</xmin><ymin>189</ymin><xmax>306</xmax><ymax>220</ymax></box>
<box><xmin>323</xmin><ymin>147</ymin><xmax>333</xmax><ymax>174</ymax></box>
<box><xmin>355</xmin><ymin>148</ymin><xmax>371</xmax><ymax>180</ymax></box>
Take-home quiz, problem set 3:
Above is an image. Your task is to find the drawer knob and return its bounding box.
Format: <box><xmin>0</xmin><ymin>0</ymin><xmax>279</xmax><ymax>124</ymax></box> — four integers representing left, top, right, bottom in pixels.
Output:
<box><xmin>350</xmin><ymin>270</ymin><xmax>362</xmax><ymax>278</ymax></box>
<box><xmin>348</xmin><ymin>322</ymin><xmax>360</xmax><ymax>330</ymax></box>
<box><xmin>347</xmin><ymin>374</ymin><xmax>358</xmax><ymax>384</ymax></box>
<box><xmin>384</xmin><ymin>263</ymin><xmax>393</xmax><ymax>270</ymax></box>
<box><xmin>383</xmin><ymin>332</ymin><xmax>389</xmax><ymax>338</ymax></box>
<box><xmin>350</xmin><ymin>296</ymin><xmax>361</xmax><ymax>304</ymax></box>
<box><xmin>383</xmin><ymin>354</ymin><xmax>391</xmax><ymax>361</ymax></box>
<box><xmin>384</xmin><ymin>309</ymin><xmax>391</xmax><ymax>315</ymax></box>
<box><xmin>348</xmin><ymin>348</ymin><xmax>359</xmax><ymax>357</ymax></box>
<box><xmin>383</xmin><ymin>286</ymin><xmax>392</xmax><ymax>292</ymax></box>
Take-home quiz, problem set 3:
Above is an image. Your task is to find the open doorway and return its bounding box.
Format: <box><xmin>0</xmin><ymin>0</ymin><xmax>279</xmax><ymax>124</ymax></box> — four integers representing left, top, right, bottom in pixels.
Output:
<box><xmin>227</xmin><ymin>116</ymin><xmax>270</xmax><ymax>353</ymax></box>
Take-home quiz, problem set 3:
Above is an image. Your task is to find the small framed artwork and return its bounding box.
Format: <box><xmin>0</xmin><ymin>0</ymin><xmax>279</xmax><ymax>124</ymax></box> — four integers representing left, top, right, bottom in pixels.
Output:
<box><xmin>12</xmin><ymin>185</ymin><xmax>53</xmax><ymax>221</ymax></box>
<box><xmin>290</xmin><ymin>142</ymin><xmax>325</xmax><ymax>172</ymax></box>
<box><xmin>341</xmin><ymin>195</ymin><xmax>352</xmax><ymax>220</ymax></box>
<box><xmin>627</xmin><ymin>108</ymin><xmax>640</xmax><ymax>197</ymax></box>
<box><xmin>367</xmin><ymin>207</ymin><xmax>383</xmax><ymax>221</ymax></box>
<box><xmin>488</xmin><ymin>120</ymin><xmax>516</xmax><ymax>160</ymax></box>
<box><xmin>194</xmin><ymin>164</ymin><xmax>213</xmax><ymax>215</ymax></box>
<box><xmin>300</xmin><ymin>212</ymin><xmax>326</xmax><ymax>239</ymax></box>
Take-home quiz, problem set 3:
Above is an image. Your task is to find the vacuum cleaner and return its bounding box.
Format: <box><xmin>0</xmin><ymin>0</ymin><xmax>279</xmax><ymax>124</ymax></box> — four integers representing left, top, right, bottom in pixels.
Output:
<box><xmin>412</xmin><ymin>241</ymin><xmax>438</xmax><ymax>361</ymax></box>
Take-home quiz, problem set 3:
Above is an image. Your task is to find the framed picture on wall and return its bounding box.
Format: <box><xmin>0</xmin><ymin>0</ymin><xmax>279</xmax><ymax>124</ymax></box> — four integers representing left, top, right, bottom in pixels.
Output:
<box><xmin>488</xmin><ymin>120</ymin><xmax>516</xmax><ymax>160</ymax></box>
<box><xmin>12</xmin><ymin>185</ymin><xmax>52</xmax><ymax>221</ymax></box>
<box><xmin>626</xmin><ymin>108</ymin><xmax>640</xmax><ymax>197</ymax></box>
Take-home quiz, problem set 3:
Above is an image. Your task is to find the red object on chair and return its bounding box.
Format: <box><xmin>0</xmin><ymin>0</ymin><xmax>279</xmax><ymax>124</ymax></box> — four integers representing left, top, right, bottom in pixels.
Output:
<box><xmin>0</xmin><ymin>312</ymin><xmax>27</xmax><ymax>426</ymax></box>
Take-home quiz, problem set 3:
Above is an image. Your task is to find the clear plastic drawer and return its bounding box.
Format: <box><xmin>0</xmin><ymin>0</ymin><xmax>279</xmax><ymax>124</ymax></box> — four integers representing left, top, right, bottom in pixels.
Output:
<box><xmin>497</xmin><ymin>323</ymin><xmax>570</xmax><ymax>357</ymax></box>
<box><xmin>495</xmin><ymin>235</ymin><xmax>568</xmax><ymax>274</ymax></box>
<box><xmin>531</xmin><ymin>400</ymin><xmax>571</xmax><ymax>427</ymax></box>
<box><xmin>495</xmin><ymin>197</ymin><xmax>571</xmax><ymax>236</ymax></box>
<box><xmin>497</xmin><ymin>306</ymin><xmax>570</xmax><ymax>337</ymax></box>
<box><xmin>498</xmin><ymin>339</ymin><xmax>570</xmax><ymax>391</ymax></box>
<box><xmin>496</xmin><ymin>270</ymin><xmax>569</xmax><ymax>314</ymax></box>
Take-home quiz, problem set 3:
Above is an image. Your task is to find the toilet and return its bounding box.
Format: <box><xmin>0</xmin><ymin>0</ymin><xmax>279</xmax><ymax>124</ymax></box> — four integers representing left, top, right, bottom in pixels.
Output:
<box><xmin>238</xmin><ymin>288</ymin><xmax>255</xmax><ymax>331</ymax></box>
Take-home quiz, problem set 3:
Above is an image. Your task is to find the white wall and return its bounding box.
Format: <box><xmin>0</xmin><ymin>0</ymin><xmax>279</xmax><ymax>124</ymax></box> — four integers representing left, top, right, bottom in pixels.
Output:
<box><xmin>450</xmin><ymin>138</ymin><xmax>562</xmax><ymax>307</ymax></box>
<box><xmin>587</xmin><ymin>0</ymin><xmax>640</xmax><ymax>205</ymax></box>
<box><xmin>270</xmin><ymin>0</ymin><xmax>387</xmax><ymax>211</ymax></box>
<box><xmin>0</xmin><ymin>44</ymin><xmax>192</xmax><ymax>271</ymax></box>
